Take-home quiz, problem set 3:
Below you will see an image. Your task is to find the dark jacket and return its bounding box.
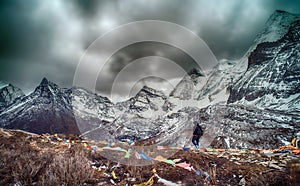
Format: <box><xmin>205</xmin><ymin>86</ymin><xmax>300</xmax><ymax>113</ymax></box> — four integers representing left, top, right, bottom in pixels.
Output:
<box><xmin>193</xmin><ymin>124</ymin><xmax>203</xmax><ymax>136</ymax></box>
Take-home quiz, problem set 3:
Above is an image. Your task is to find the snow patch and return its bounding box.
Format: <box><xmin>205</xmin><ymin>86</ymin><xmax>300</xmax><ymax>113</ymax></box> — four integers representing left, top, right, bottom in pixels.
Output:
<box><xmin>0</xmin><ymin>82</ymin><xmax>8</xmax><ymax>89</ymax></box>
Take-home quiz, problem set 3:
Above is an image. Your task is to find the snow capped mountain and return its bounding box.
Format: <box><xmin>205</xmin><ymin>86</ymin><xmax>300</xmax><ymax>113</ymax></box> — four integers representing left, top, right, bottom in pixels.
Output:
<box><xmin>163</xmin><ymin>10</ymin><xmax>300</xmax><ymax>149</ymax></box>
<box><xmin>0</xmin><ymin>11</ymin><xmax>299</xmax><ymax>149</ymax></box>
<box><xmin>0</xmin><ymin>83</ymin><xmax>25</xmax><ymax>111</ymax></box>
<box><xmin>0</xmin><ymin>78</ymin><xmax>79</xmax><ymax>134</ymax></box>
<box><xmin>191</xmin><ymin>11</ymin><xmax>300</xmax><ymax>109</ymax></box>
<box><xmin>0</xmin><ymin>77</ymin><xmax>124</xmax><ymax>135</ymax></box>
<box><xmin>98</xmin><ymin>86</ymin><xmax>171</xmax><ymax>141</ymax></box>
<box><xmin>169</xmin><ymin>59</ymin><xmax>244</xmax><ymax>111</ymax></box>
<box><xmin>167</xmin><ymin>68</ymin><xmax>207</xmax><ymax>112</ymax></box>
<box><xmin>228</xmin><ymin>11</ymin><xmax>300</xmax><ymax>111</ymax></box>
<box><xmin>199</xmin><ymin>10</ymin><xmax>300</xmax><ymax>149</ymax></box>
<box><xmin>194</xmin><ymin>60</ymin><xmax>238</xmax><ymax>101</ymax></box>
<box><xmin>127</xmin><ymin>86</ymin><xmax>169</xmax><ymax>118</ymax></box>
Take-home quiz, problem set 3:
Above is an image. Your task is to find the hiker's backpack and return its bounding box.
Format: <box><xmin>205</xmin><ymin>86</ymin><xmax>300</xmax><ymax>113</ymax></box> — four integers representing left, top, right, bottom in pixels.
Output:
<box><xmin>194</xmin><ymin>125</ymin><xmax>203</xmax><ymax>136</ymax></box>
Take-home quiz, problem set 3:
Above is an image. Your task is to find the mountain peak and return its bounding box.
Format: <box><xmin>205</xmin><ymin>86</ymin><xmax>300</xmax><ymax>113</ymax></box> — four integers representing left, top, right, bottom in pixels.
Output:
<box><xmin>136</xmin><ymin>85</ymin><xmax>167</xmax><ymax>99</ymax></box>
<box><xmin>274</xmin><ymin>10</ymin><xmax>287</xmax><ymax>14</ymax></box>
<box><xmin>141</xmin><ymin>85</ymin><xmax>154</xmax><ymax>92</ymax></box>
<box><xmin>254</xmin><ymin>10</ymin><xmax>300</xmax><ymax>44</ymax></box>
<box><xmin>34</xmin><ymin>77</ymin><xmax>60</xmax><ymax>96</ymax></box>
<box><xmin>188</xmin><ymin>68</ymin><xmax>204</xmax><ymax>77</ymax></box>
<box><xmin>40</xmin><ymin>77</ymin><xmax>50</xmax><ymax>85</ymax></box>
<box><xmin>39</xmin><ymin>77</ymin><xmax>58</xmax><ymax>87</ymax></box>
<box><xmin>269</xmin><ymin>10</ymin><xmax>299</xmax><ymax>21</ymax></box>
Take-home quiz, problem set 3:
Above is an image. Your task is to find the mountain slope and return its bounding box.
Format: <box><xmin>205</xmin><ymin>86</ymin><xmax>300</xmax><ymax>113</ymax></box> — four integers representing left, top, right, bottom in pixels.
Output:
<box><xmin>228</xmin><ymin>12</ymin><xmax>300</xmax><ymax>111</ymax></box>
<box><xmin>0</xmin><ymin>84</ymin><xmax>25</xmax><ymax>111</ymax></box>
<box><xmin>170</xmin><ymin>68</ymin><xmax>205</xmax><ymax>100</ymax></box>
<box><xmin>67</xmin><ymin>87</ymin><xmax>115</xmax><ymax>134</ymax></box>
<box><xmin>194</xmin><ymin>103</ymin><xmax>300</xmax><ymax>149</ymax></box>
<box><xmin>97</xmin><ymin>86</ymin><xmax>170</xmax><ymax>141</ymax></box>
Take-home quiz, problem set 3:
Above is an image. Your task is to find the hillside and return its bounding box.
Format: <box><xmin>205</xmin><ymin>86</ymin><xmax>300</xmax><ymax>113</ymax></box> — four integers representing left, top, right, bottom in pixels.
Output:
<box><xmin>0</xmin><ymin>129</ymin><xmax>299</xmax><ymax>185</ymax></box>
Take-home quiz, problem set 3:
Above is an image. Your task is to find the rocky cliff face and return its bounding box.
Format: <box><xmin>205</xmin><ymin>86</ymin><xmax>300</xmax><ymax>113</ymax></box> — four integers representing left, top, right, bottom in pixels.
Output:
<box><xmin>228</xmin><ymin>11</ymin><xmax>300</xmax><ymax>111</ymax></box>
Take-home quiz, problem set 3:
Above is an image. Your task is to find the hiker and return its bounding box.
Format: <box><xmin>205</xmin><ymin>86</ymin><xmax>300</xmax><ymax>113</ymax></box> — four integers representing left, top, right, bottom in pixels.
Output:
<box><xmin>192</xmin><ymin>123</ymin><xmax>203</xmax><ymax>149</ymax></box>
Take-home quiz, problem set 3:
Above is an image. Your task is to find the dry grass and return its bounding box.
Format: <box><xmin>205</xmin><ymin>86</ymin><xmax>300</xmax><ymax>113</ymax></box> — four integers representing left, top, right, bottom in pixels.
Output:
<box><xmin>0</xmin><ymin>129</ymin><xmax>295</xmax><ymax>185</ymax></box>
<box><xmin>0</xmin><ymin>146</ymin><xmax>52</xmax><ymax>185</ymax></box>
<box><xmin>0</xmin><ymin>131</ymin><xmax>95</xmax><ymax>186</ymax></box>
<box><xmin>40</xmin><ymin>146</ymin><xmax>95</xmax><ymax>185</ymax></box>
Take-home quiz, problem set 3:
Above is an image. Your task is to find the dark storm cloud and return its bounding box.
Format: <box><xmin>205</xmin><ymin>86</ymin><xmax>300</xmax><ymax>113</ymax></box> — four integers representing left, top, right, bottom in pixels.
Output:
<box><xmin>0</xmin><ymin>0</ymin><xmax>300</xmax><ymax>97</ymax></box>
<box><xmin>0</xmin><ymin>0</ymin><xmax>82</xmax><ymax>92</ymax></box>
<box><xmin>95</xmin><ymin>42</ymin><xmax>200</xmax><ymax>94</ymax></box>
<box><xmin>264</xmin><ymin>0</ymin><xmax>300</xmax><ymax>13</ymax></box>
<box><xmin>107</xmin><ymin>42</ymin><xmax>198</xmax><ymax>74</ymax></box>
<box><xmin>0</xmin><ymin>1</ymin><xmax>51</xmax><ymax>65</ymax></box>
<box><xmin>72</xmin><ymin>0</ymin><xmax>100</xmax><ymax>17</ymax></box>
<box><xmin>0</xmin><ymin>0</ymin><xmax>55</xmax><ymax>91</ymax></box>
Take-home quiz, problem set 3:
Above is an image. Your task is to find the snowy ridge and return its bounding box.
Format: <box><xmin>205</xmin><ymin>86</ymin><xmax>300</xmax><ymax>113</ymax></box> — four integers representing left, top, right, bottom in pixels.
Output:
<box><xmin>0</xmin><ymin>81</ymin><xmax>8</xmax><ymax>89</ymax></box>
<box><xmin>69</xmin><ymin>87</ymin><xmax>115</xmax><ymax>122</ymax></box>
<box><xmin>254</xmin><ymin>10</ymin><xmax>300</xmax><ymax>45</ymax></box>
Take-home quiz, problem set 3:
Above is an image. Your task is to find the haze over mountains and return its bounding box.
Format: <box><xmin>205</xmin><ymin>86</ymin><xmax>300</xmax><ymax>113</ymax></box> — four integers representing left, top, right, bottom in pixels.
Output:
<box><xmin>0</xmin><ymin>10</ymin><xmax>299</xmax><ymax>149</ymax></box>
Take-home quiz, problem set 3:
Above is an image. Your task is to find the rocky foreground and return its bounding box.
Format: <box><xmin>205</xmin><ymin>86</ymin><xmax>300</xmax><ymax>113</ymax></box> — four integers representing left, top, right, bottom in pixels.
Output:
<box><xmin>0</xmin><ymin>129</ymin><xmax>299</xmax><ymax>186</ymax></box>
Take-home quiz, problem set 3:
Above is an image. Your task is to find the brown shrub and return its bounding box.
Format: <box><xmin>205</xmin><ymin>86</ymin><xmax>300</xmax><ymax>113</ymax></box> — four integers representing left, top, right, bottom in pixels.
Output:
<box><xmin>0</xmin><ymin>146</ymin><xmax>52</xmax><ymax>185</ymax></box>
<box><xmin>40</xmin><ymin>146</ymin><xmax>95</xmax><ymax>186</ymax></box>
<box><xmin>0</xmin><ymin>133</ymin><xmax>95</xmax><ymax>186</ymax></box>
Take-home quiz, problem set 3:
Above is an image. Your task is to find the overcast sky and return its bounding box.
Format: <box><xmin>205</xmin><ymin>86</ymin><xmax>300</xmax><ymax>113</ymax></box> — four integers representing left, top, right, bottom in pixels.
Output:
<box><xmin>0</xmin><ymin>0</ymin><xmax>300</xmax><ymax>99</ymax></box>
